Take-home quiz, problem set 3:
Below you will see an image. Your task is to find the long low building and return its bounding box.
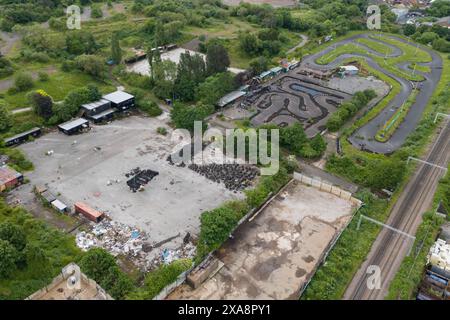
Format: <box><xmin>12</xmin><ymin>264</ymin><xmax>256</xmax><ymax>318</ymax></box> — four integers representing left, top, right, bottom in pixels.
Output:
<box><xmin>58</xmin><ymin>118</ymin><xmax>89</xmax><ymax>135</ymax></box>
<box><xmin>4</xmin><ymin>127</ymin><xmax>42</xmax><ymax>147</ymax></box>
<box><xmin>217</xmin><ymin>90</ymin><xmax>247</xmax><ymax>108</ymax></box>
<box><xmin>81</xmin><ymin>99</ymin><xmax>116</xmax><ymax>123</ymax></box>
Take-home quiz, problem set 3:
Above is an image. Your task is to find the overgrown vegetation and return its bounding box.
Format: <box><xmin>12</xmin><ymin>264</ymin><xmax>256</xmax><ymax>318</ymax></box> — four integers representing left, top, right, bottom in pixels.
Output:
<box><xmin>127</xmin><ymin>258</ymin><xmax>192</xmax><ymax>300</ymax></box>
<box><xmin>386</xmin><ymin>167</ymin><xmax>449</xmax><ymax>300</ymax></box>
<box><xmin>0</xmin><ymin>199</ymin><xmax>81</xmax><ymax>300</ymax></box>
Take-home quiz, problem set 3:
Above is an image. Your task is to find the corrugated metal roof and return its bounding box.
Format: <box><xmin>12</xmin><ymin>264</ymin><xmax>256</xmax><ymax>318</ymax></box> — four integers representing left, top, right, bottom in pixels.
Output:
<box><xmin>217</xmin><ymin>91</ymin><xmax>246</xmax><ymax>107</ymax></box>
<box><xmin>4</xmin><ymin>127</ymin><xmax>41</xmax><ymax>143</ymax></box>
<box><xmin>0</xmin><ymin>166</ymin><xmax>22</xmax><ymax>185</ymax></box>
<box><xmin>102</xmin><ymin>91</ymin><xmax>134</xmax><ymax>104</ymax></box>
<box><xmin>90</xmin><ymin>108</ymin><xmax>116</xmax><ymax>120</ymax></box>
<box><xmin>81</xmin><ymin>99</ymin><xmax>111</xmax><ymax>111</ymax></box>
<box><xmin>51</xmin><ymin>199</ymin><xmax>67</xmax><ymax>211</ymax></box>
<box><xmin>58</xmin><ymin>118</ymin><xmax>89</xmax><ymax>131</ymax></box>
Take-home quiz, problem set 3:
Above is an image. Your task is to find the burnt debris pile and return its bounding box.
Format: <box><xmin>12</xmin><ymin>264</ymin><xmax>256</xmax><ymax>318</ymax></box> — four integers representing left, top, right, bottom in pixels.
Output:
<box><xmin>126</xmin><ymin>168</ymin><xmax>159</xmax><ymax>192</ymax></box>
<box><xmin>188</xmin><ymin>163</ymin><xmax>259</xmax><ymax>191</ymax></box>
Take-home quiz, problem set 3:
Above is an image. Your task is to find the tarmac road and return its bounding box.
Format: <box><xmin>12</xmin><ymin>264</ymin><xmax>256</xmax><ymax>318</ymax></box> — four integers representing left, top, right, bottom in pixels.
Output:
<box><xmin>301</xmin><ymin>33</ymin><xmax>443</xmax><ymax>154</ymax></box>
<box><xmin>344</xmin><ymin>120</ymin><xmax>450</xmax><ymax>299</ymax></box>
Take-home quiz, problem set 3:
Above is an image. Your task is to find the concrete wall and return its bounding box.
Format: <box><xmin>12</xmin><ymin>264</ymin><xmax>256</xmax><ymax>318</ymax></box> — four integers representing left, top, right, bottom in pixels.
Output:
<box><xmin>293</xmin><ymin>172</ymin><xmax>362</xmax><ymax>207</ymax></box>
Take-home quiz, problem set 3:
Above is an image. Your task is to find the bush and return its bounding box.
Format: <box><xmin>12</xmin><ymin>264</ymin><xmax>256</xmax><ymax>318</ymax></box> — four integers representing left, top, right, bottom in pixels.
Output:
<box><xmin>138</xmin><ymin>100</ymin><xmax>162</xmax><ymax>117</ymax></box>
<box><xmin>326</xmin><ymin>89</ymin><xmax>376</xmax><ymax>132</ymax></box>
<box><xmin>79</xmin><ymin>248</ymin><xmax>134</xmax><ymax>299</ymax></box>
<box><xmin>91</xmin><ymin>6</ymin><xmax>103</xmax><ymax>19</ymax></box>
<box><xmin>127</xmin><ymin>259</ymin><xmax>192</xmax><ymax>300</ymax></box>
<box><xmin>14</xmin><ymin>73</ymin><xmax>33</xmax><ymax>92</ymax></box>
<box><xmin>157</xmin><ymin>127</ymin><xmax>167</xmax><ymax>135</ymax></box>
<box><xmin>0</xmin><ymin>101</ymin><xmax>12</xmax><ymax>132</ymax></box>
<box><xmin>0</xmin><ymin>239</ymin><xmax>18</xmax><ymax>279</ymax></box>
<box><xmin>0</xmin><ymin>222</ymin><xmax>27</xmax><ymax>251</ymax></box>
<box><xmin>38</xmin><ymin>71</ymin><xmax>49</xmax><ymax>82</ymax></box>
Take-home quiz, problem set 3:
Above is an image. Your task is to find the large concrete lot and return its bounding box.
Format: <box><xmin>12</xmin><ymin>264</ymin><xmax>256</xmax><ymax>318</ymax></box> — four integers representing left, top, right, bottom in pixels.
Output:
<box><xmin>168</xmin><ymin>180</ymin><xmax>357</xmax><ymax>300</ymax></box>
<box><xmin>17</xmin><ymin>115</ymin><xmax>241</xmax><ymax>254</ymax></box>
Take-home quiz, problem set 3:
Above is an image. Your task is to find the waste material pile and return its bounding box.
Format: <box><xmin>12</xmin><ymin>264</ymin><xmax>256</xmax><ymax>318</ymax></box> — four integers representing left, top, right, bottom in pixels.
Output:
<box><xmin>188</xmin><ymin>163</ymin><xmax>259</xmax><ymax>191</ymax></box>
<box><xmin>76</xmin><ymin>219</ymin><xmax>149</xmax><ymax>268</ymax></box>
<box><xmin>148</xmin><ymin>242</ymin><xmax>197</xmax><ymax>268</ymax></box>
<box><xmin>126</xmin><ymin>167</ymin><xmax>159</xmax><ymax>192</ymax></box>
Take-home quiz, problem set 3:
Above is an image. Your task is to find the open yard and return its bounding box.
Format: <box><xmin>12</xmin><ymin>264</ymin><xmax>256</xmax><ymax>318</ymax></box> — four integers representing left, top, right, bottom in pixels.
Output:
<box><xmin>15</xmin><ymin>115</ymin><xmax>243</xmax><ymax>262</ymax></box>
<box><xmin>167</xmin><ymin>180</ymin><xmax>358</xmax><ymax>300</ymax></box>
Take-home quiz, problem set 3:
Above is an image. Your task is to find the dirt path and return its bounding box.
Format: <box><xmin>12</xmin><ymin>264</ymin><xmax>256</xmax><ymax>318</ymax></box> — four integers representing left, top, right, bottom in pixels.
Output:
<box><xmin>0</xmin><ymin>31</ymin><xmax>21</xmax><ymax>56</ymax></box>
<box><xmin>287</xmin><ymin>34</ymin><xmax>308</xmax><ymax>54</ymax></box>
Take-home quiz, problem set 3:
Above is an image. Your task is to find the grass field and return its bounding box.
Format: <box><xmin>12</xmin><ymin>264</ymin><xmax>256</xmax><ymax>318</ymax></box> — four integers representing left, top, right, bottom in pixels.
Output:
<box><xmin>355</xmin><ymin>37</ymin><xmax>394</xmax><ymax>55</ymax></box>
<box><xmin>375</xmin><ymin>89</ymin><xmax>419</xmax><ymax>142</ymax></box>
<box><xmin>2</xmin><ymin>70</ymin><xmax>115</xmax><ymax>110</ymax></box>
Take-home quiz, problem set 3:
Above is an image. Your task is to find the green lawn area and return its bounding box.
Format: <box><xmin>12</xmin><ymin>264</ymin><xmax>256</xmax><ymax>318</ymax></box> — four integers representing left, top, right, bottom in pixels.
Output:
<box><xmin>2</xmin><ymin>70</ymin><xmax>115</xmax><ymax>110</ymax></box>
<box><xmin>355</xmin><ymin>37</ymin><xmax>393</xmax><ymax>55</ymax></box>
<box><xmin>375</xmin><ymin>89</ymin><xmax>419</xmax><ymax>142</ymax></box>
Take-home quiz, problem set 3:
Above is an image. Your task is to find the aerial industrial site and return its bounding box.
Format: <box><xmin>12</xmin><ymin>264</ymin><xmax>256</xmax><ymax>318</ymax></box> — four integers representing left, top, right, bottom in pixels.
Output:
<box><xmin>0</xmin><ymin>0</ymin><xmax>449</xmax><ymax>311</ymax></box>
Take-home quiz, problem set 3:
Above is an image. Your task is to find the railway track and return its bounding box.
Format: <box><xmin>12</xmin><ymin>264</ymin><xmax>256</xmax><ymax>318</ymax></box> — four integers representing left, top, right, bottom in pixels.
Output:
<box><xmin>344</xmin><ymin>121</ymin><xmax>450</xmax><ymax>299</ymax></box>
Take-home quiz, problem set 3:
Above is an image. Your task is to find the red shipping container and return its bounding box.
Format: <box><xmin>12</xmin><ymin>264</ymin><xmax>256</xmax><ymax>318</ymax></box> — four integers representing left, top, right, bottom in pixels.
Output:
<box><xmin>74</xmin><ymin>202</ymin><xmax>104</xmax><ymax>223</ymax></box>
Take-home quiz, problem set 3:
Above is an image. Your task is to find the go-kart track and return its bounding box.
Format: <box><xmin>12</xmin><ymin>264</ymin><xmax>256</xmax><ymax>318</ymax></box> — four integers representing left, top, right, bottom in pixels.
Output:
<box><xmin>249</xmin><ymin>75</ymin><xmax>352</xmax><ymax>136</ymax></box>
<box><xmin>301</xmin><ymin>33</ymin><xmax>443</xmax><ymax>154</ymax></box>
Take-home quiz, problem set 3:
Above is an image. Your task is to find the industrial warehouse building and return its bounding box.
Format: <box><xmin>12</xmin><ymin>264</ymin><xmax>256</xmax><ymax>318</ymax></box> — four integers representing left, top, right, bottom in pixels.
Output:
<box><xmin>81</xmin><ymin>99</ymin><xmax>115</xmax><ymax>123</ymax></box>
<box><xmin>0</xmin><ymin>165</ymin><xmax>23</xmax><ymax>192</ymax></box>
<box><xmin>58</xmin><ymin>118</ymin><xmax>89</xmax><ymax>135</ymax></box>
<box><xmin>4</xmin><ymin>127</ymin><xmax>42</xmax><ymax>147</ymax></box>
<box><xmin>102</xmin><ymin>91</ymin><xmax>135</xmax><ymax>111</ymax></box>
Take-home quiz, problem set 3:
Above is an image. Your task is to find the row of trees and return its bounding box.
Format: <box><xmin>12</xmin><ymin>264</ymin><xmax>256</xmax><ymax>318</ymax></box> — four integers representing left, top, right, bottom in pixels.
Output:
<box><xmin>150</xmin><ymin>42</ymin><xmax>233</xmax><ymax>107</ymax></box>
<box><xmin>404</xmin><ymin>24</ymin><xmax>450</xmax><ymax>53</ymax></box>
<box><xmin>326</xmin><ymin>90</ymin><xmax>377</xmax><ymax>132</ymax></box>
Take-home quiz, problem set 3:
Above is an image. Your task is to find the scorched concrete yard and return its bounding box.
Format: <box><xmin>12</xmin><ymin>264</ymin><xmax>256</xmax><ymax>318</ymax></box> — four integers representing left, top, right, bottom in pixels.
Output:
<box><xmin>16</xmin><ymin>115</ymin><xmax>243</xmax><ymax>262</ymax></box>
<box><xmin>168</xmin><ymin>180</ymin><xmax>358</xmax><ymax>300</ymax></box>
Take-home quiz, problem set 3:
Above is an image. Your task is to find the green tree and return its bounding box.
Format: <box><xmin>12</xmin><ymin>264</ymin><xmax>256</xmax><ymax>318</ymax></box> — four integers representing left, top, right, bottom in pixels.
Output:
<box><xmin>197</xmin><ymin>72</ymin><xmax>235</xmax><ymax>106</ymax></box>
<box><xmin>74</xmin><ymin>55</ymin><xmax>106</xmax><ymax>78</ymax></box>
<box><xmin>249</xmin><ymin>56</ymin><xmax>269</xmax><ymax>75</ymax></box>
<box><xmin>111</xmin><ymin>32</ymin><xmax>122</xmax><ymax>64</ymax></box>
<box><xmin>170</xmin><ymin>103</ymin><xmax>213</xmax><ymax>131</ymax></box>
<box><xmin>0</xmin><ymin>101</ymin><xmax>12</xmax><ymax>132</ymax></box>
<box><xmin>153</xmin><ymin>59</ymin><xmax>177</xmax><ymax>99</ymax></box>
<box><xmin>65</xmin><ymin>31</ymin><xmax>97</xmax><ymax>55</ymax></box>
<box><xmin>0</xmin><ymin>239</ymin><xmax>18</xmax><ymax>279</ymax></box>
<box><xmin>206</xmin><ymin>43</ymin><xmax>230</xmax><ymax>76</ymax></box>
<box><xmin>174</xmin><ymin>52</ymin><xmax>206</xmax><ymax>101</ymax></box>
<box><xmin>80</xmin><ymin>248</ymin><xmax>134</xmax><ymax>299</ymax></box>
<box><xmin>0</xmin><ymin>222</ymin><xmax>27</xmax><ymax>251</ymax></box>
<box><xmin>29</xmin><ymin>90</ymin><xmax>53</xmax><ymax>120</ymax></box>
<box><xmin>14</xmin><ymin>72</ymin><xmax>33</xmax><ymax>92</ymax></box>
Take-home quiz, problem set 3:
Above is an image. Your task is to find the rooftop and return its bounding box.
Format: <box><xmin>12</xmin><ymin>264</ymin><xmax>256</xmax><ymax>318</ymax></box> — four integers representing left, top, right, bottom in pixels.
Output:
<box><xmin>81</xmin><ymin>99</ymin><xmax>111</xmax><ymax>111</ymax></box>
<box><xmin>0</xmin><ymin>165</ymin><xmax>22</xmax><ymax>185</ymax></box>
<box><xmin>89</xmin><ymin>108</ymin><xmax>116</xmax><ymax>120</ymax></box>
<box><xmin>102</xmin><ymin>91</ymin><xmax>134</xmax><ymax>104</ymax></box>
<box><xmin>26</xmin><ymin>263</ymin><xmax>113</xmax><ymax>300</ymax></box>
<box><xmin>4</xmin><ymin>127</ymin><xmax>41</xmax><ymax>143</ymax></box>
<box><xmin>58</xmin><ymin>118</ymin><xmax>89</xmax><ymax>131</ymax></box>
<box><xmin>217</xmin><ymin>90</ymin><xmax>246</xmax><ymax>107</ymax></box>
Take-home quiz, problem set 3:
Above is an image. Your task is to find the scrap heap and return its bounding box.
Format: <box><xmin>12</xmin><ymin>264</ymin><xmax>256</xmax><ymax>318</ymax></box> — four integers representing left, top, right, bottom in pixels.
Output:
<box><xmin>188</xmin><ymin>163</ymin><xmax>259</xmax><ymax>191</ymax></box>
<box><xmin>76</xmin><ymin>220</ymin><xmax>148</xmax><ymax>268</ymax></box>
<box><xmin>125</xmin><ymin>167</ymin><xmax>159</xmax><ymax>192</ymax></box>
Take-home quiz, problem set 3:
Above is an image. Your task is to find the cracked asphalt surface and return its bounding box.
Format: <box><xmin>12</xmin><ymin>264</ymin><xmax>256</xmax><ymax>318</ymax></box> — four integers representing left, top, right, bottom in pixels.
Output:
<box><xmin>301</xmin><ymin>33</ymin><xmax>442</xmax><ymax>154</ymax></box>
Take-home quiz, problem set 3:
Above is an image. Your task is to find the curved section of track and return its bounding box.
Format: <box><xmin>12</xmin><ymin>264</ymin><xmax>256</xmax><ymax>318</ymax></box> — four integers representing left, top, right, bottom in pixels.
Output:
<box><xmin>301</xmin><ymin>33</ymin><xmax>442</xmax><ymax>154</ymax></box>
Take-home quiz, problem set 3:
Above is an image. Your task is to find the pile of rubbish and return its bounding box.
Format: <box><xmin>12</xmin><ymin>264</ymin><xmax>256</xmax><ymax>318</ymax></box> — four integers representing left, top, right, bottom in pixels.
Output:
<box><xmin>188</xmin><ymin>163</ymin><xmax>259</xmax><ymax>191</ymax></box>
<box><xmin>126</xmin><ymin>167</ymin><xmax>159</xmax><ymax>192</ymax></box>
<box><xmin>148</xmin><ymin>242</ymin><xmax>197</xmax><ymax>268</ymax></box>
<box><xmin>76</xmin><ymin>220</ymin><xmax>149</xmax><ymax>268</ymax></box>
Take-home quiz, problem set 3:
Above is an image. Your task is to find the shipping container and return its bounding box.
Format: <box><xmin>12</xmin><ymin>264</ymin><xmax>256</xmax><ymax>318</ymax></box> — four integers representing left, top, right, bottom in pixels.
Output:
<box><xmin>74</xmin><ymin>202</ymin><xmax>104</xmax><ymax>222</ymax></box>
